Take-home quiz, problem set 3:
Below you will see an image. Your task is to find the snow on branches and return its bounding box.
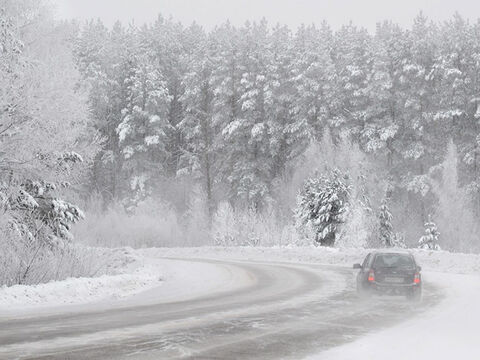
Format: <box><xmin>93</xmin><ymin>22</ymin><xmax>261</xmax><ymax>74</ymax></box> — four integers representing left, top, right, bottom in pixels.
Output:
<box><xmin>418</xmin><ymin>217</ymin><xmax>441</xmax><ymax>250</ymax></box>
<box><xmin>379</xmin><ymin>197</ymin><xmax>394</xmax><ymax>247</ymax></box>
<box><xmin>295</xmin><ymin>169</ymin><xmax>350</xmax><ymax>246</ymax></box>
<box><xmin>5</xmin><ymin>152</ymin><xmax>86</xmax><ymax>247</ymax></box>
<box><xmin>50</xmin><ymin>199</ymin><xmax>85</xmax><ymax>242</ymax></box>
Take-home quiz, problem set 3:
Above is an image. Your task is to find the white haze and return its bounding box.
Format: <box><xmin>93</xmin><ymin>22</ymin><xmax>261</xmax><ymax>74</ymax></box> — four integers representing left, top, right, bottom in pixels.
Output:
<box><xmin>51</xmin><ymin>0</ymin><xmax>480</xmax><ymax>32</ymax></box>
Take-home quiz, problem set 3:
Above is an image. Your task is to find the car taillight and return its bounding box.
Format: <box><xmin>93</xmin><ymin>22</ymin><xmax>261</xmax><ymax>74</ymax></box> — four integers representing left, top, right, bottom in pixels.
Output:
<box><xmin>368</xmin><ymin>270</ymin><xmax>375</xmax><ymax>282</ymax></box>
<box><xmin>414</xmin><ymin>273</ymin><xmax>421</xmax><ymax>284</ymax></box>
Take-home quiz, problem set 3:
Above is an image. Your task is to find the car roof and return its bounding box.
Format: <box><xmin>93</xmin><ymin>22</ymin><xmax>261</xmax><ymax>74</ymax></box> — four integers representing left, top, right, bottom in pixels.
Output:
<box><xmin>369</xmin><ymin>249</ymin><xmax>413</xmax><ymax>256</ymax></box>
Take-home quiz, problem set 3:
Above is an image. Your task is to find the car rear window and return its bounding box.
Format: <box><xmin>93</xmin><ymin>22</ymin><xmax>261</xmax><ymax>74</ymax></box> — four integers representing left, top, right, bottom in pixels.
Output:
<box><xmin>373</xmin><ymin>254</ymin><xmax>414</xmax><ymax>268</ymax></box>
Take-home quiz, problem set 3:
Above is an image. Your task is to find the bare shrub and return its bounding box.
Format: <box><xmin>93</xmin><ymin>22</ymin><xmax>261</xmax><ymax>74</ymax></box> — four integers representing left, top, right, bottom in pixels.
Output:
<box><xmin>0</xmin><ymin>216</ymin><xmax>122</xmax><ymax>286</ymax></box>
<box><xmin>212</xmin><ymin>202</ymin><xmax>301</xmax><ymax>247</ymax></box>
<box><xmin>73</xmin><ymin>197</ymin><xmax>184</xmax><ymax>248</ymax></box>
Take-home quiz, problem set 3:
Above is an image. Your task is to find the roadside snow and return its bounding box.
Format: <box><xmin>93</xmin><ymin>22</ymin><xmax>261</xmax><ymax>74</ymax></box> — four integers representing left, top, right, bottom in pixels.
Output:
<box><xmin>0</xmin><ymin>265</ymin><xmax>161</xmax><ymax>309</ymax></box>
<box><xmin>0</xmin><ymin>248</ymin><xmax>159</xmax><ymax>313</ymax></box>
<box><xmin>140</xmin><ymin>246</ymin><xmax>480</xmax><ymax>274</ymax></box>
<box><xmin>308</xmin><ymin>271</ymin><xmax>480</xmax><ymax>360</ymax></box>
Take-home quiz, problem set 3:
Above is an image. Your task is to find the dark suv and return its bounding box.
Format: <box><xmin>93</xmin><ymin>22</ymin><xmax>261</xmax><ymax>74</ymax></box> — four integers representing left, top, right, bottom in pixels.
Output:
<box><xmin>353</xmin><ymin>251</ymin><xmax>422</xmax><ymax>300</ymax></box>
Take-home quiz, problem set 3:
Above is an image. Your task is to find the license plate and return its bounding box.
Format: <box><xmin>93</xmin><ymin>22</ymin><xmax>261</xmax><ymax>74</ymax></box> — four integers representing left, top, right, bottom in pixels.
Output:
<box><xmin>384</xmin><ymin>277</ymin><xmax>404</xmax><ymax>283</ymax></box>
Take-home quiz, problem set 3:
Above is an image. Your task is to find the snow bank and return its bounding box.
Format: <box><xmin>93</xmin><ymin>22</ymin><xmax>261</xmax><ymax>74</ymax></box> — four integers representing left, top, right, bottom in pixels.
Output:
<box><xmin>0</xmin><ymin>266</ymin><xmax>162</xmax><ymax>309</ymax></box>
<box><xmin>0</xmin><ymin>247</ymin><xmax>161</xmax><ymax>313</ymax></box>
<box><xmin>140</xmin><ymin>246</ymin><xmax>480</xmax><ymax>274</ymax></box>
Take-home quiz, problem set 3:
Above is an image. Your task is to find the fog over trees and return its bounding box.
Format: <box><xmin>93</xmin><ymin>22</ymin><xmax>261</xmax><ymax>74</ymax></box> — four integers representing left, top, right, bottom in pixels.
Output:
<box><xmin>2</xmin><ymin>0</ymin><xmax>480</xmax><ymax>285</ymax></box>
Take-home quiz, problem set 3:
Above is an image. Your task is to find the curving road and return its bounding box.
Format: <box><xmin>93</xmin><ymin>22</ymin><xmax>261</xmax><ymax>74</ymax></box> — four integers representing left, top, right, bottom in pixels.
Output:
<box><xmin>0</xmin><ymin>259</ymin><xmax>442</xmax><ymax>359</ymax></box>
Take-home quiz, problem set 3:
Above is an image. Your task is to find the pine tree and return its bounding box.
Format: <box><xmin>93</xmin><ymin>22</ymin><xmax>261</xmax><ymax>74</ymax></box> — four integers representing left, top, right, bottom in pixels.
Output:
<box><xmin>363</xmin><ymin>22</ymin><xmax>407</xmax><ymax>161</ymax></box>
<box><xmin>418</xmin><ymin>217</ymin><xmax>441</xmax><ymax>250</ymax></box>
<box><xmin>268</xmin><ymin>24</ymin><xmax>297</xmax><ymax>178</ymax></box>
<box><xmin>74</xmin><ymin>20</ymin><xmax>131</xmax><ymax>203</ymax></box>
<box><xmin>332</xmin><ymin>23</ymin><xmax>371</xmax><ymax>136</ymax></box>
<box><xmin>295</xmin><ymin>169</ymin><xmax>350</xmax><ymax>246</ymax></box>
<box><xmin>178</xmin><ymin>27</ymin><xmax>216</xmax><ymax>218</ymax></box>
<box><xmin>232</xmin><ymin>19</ymin><xmax>273</xmax><ymax>209</ymax></box>
<box><xmin>292</xmin><ymin>23</ymin><xmax>336</xmax><ymax>145</ymax></box>
<box><xmin>1</xmin><ymin>2</ymin><xmax>95</xmax><ymax>250</ymax></box>
<box><xmin>433</xmin><ymin>141</ymin><xmax>477</xmax><ymax>251</ymax></box>
<box><xmin>116</xmin><ymin>53</ymin><xmax>172</xmax><ymax>208</ymax></box>
<box><xmin>148</xmin><ymin>16</ymin><xmax>188</xmax><ymax>176</ymax></box>
<box><xmin>209</xmin><ymin>23</ymin><xmax>245</xmax><ymax>206</ymax></box>
<box><xmin>392</xmin><ymin>233</ymin><xmax>407</xmax><ymax>248</ymax></box>
<box><xmin>379</xmin><ymin>197</ymin><xmax>394</xmax><ymax>247</ymax></box>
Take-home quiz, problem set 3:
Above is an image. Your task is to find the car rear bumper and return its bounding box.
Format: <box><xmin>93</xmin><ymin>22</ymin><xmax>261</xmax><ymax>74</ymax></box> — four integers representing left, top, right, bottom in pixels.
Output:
<box><xmin>368</xmin><ymin>282</ymin><xmax>421</xmax><ymax>295</ymax></box>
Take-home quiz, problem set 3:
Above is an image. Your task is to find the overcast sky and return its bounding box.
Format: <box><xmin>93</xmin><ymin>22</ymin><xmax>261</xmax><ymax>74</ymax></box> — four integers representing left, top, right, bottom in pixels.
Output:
<box><xmin>51</xmin><ymin>0</ymin><xmax>480</xmax><ymax>32</ymax></box>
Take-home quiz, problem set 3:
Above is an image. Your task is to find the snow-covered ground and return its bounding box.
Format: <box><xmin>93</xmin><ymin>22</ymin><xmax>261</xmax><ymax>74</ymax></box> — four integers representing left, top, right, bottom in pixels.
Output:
<box><xmin>0</xmin><ymin>263</ymin><xmax>161</xmax><ymax>311</ymax></box>
<box><xmin>1</xmin><ymin>245</ymin><xmax>479</xmax><ymax>359</ymax></box>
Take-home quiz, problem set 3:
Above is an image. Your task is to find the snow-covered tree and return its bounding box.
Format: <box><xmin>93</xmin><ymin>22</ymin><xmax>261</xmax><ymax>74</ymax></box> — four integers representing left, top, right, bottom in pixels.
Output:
<box><xmin>292</xmin><ymin>23</ymin><xmax>336</xmax><ymax>146</ymax></box>
<box><xmin>116</xmin><ymin>54</ymin><xmax>172</xmax><ymax>208</ymax></box>
<box><xmin>72</xmin><ymin>12</ymin><xmax>480</xmax><ymax>252</ymax></box>
<box><xmin>225</xmin><ymin>20</ymin><xmax>274</xmax><ymax>210</ymax></box>
<box><xmin>268</xmin><ymin>24</ymin><xmax>298</xmax><ymax>178</ymax></box>
<box><xmin>379</xmin><ymin>197</ymin><xmax>394</xmax><ymax>247</ymax></box>
<box><xmin>418</xmin><ymin>217</ymin><xmax>441</xmax><ymax>250</ymax></box>
<box><xmin>0</xmin><ymin>1</ymin><xmax>98</xmax><ymax>285</ymax></box>
<box><xmin>74</xmin><ymin>20</ymin><xmax>139</xmax><ymax>204</ymax></box>
<box><xmin>363</xmin><ymin>22</ymin><xmax>406</xmax><ymax>160</ymax></box>
<box><xmin>432</xmin><ymin>141</ymin><xmax>478</xmax><ymax>251</ymax></box>
<box><xmin>295</xmin><ymin>169</ymin><xmax>350</xmax><ymax>246</ymax></box>
<box><xmin>337</xmin><ymin>157</ymin><xmax>377</xmax><ymax>249</ymax></box>
<box><xmin>1</xmin><ymin>2</ymin><xmax>94</xmax><ymax>238</ymax></box>
<box><xmin>332</xmin><ymin>23</ymin><xmax>371</xmax><ymax>136</ymax></box>
<box><xmin>178</xmin><ymin>29</ymin><xmax>217</xmax><ymax>218</ymax></box>
<box><xmin>393</xmin><ymin>232</ymin><xmax>407</xmax><ymax>248</ymax></box>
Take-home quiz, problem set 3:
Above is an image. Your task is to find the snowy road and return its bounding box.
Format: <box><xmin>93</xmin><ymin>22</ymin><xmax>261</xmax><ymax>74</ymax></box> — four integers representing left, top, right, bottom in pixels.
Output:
<box><xmin>0</xmin><ymin>258</ymin><xmax>442</xmax><ymax>360</ymax></box>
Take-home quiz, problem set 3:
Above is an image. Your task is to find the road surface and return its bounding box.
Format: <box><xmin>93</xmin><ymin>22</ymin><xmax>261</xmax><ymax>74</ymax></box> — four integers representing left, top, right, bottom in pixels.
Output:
<box><xmin>0</xmin><ymin>259</ymin><xmax>442</xmax><ymax>359</ymax></box>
